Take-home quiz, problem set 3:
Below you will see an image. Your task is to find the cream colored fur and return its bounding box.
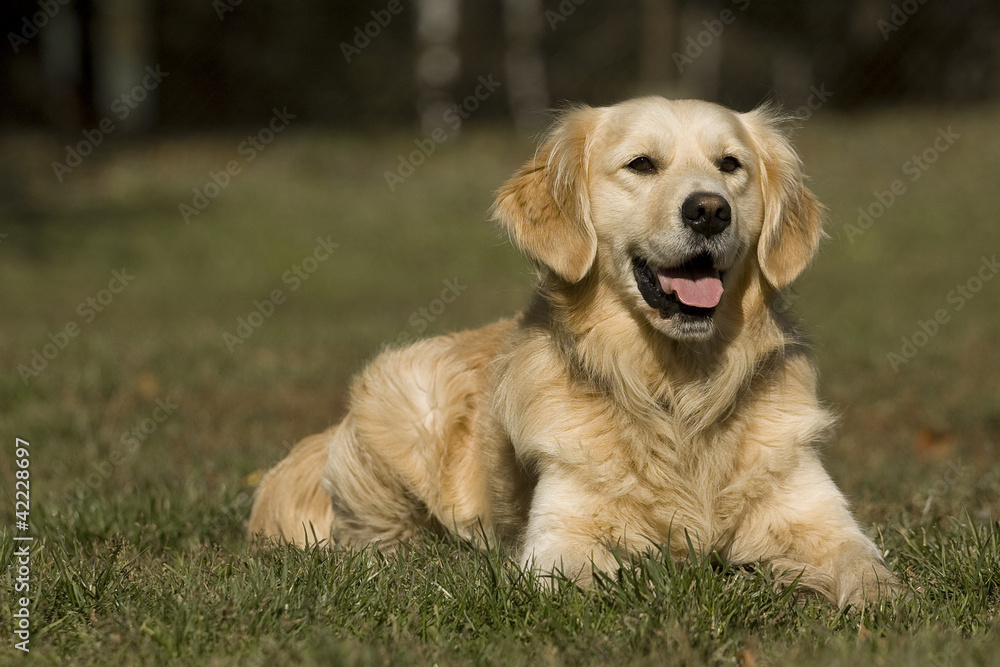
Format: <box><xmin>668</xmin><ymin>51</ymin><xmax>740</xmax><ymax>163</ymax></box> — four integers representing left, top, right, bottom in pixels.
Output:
<box><xmin>248</xmin><ymin>97</ymin><xmax>898</xmax><ymax>606</ymax></box>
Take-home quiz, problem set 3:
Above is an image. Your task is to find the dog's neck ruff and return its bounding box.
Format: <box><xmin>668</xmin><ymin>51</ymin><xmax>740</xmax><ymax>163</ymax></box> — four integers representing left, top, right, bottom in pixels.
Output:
<box><xmin>531</xmin><ymin>271</ymin><xmax>795</xmax><ymax>436</ymax></box>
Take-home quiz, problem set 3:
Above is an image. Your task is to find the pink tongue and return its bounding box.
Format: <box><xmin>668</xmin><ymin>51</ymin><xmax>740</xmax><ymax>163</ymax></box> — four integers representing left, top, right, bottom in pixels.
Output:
<box><xmin>657</xmin><ymin>270</ymin><xmax>724</xmax><ymax>308</ymax></box>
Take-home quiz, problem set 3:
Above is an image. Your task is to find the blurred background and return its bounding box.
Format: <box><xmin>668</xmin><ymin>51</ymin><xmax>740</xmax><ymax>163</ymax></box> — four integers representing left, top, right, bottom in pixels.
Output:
<box><xmin>1</xmin><ymin>0</ymin><xmax>998</xmax><ymax>531</ymax></box>
<box><xmin>2</xmin><ymin>0</ymin><xmax>999</xmax><ymax>132</ymax></box>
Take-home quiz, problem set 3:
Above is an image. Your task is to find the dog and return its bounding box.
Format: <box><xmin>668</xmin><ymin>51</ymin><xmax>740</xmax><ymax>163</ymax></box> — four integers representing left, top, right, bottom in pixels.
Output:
<box><xmin>248</xmin><ymin>97</ymin><xmax>897</xmax><ymax>606</ymax></box>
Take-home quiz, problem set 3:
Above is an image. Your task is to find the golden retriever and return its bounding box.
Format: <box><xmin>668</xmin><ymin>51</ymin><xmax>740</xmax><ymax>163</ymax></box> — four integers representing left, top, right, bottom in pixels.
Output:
<box><xmin>248</xmin><ymin>97</ymin><xmax>898</xmax><ymax>606</ymax></box>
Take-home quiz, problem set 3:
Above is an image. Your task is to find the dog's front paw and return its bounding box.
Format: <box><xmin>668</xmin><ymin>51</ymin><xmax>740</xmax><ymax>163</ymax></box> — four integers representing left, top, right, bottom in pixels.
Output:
<box><xmin>834</xmin><ymin>550</ymin><xmax>902</xmax><ymax>607</ymax></box>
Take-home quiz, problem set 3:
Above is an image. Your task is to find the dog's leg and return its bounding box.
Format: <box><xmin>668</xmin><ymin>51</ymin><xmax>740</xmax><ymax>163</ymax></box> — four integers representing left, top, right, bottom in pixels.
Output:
<box><xmin>249</xmin><ymin>325</ymin><xmax>507</xmax><ymax>551</ymax></box>
<box><xmin>321</xmin><ymin>414</ymin><xmax>440</xmax><ymax>548</ymax></box>
<box><xmin>248</xmin><ymin>431</ymin><xmax>335</xmax><ymax>546</ymax></box>
<box><xmin>729</xmin><ymin>455</ymin><xmax>899</xmax><ymax>606</ymax></box>
<box><xmin>517</xmin><ymin>473</ymin><xmax>631</xmax><ymax>585</ymax></box>
<box><xmin>321</xmin><ymin>336</ymin><xmax>495</xmax><ymax>548</ymax></box>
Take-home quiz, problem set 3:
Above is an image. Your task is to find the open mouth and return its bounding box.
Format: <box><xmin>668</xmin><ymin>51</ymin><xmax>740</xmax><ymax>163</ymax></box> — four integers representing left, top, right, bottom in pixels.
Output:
<box><xmin>632</xmin><ymin>253</ymin><xmax>724</xmax><ymax>318</ymax></box>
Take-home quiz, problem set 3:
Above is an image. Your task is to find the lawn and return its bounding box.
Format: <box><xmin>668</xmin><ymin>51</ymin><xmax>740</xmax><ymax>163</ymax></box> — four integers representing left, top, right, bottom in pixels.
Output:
<box><xmin>1</xmin><ymin>104</ymin><xmax>998</xmax><ymax>665</ymax></box>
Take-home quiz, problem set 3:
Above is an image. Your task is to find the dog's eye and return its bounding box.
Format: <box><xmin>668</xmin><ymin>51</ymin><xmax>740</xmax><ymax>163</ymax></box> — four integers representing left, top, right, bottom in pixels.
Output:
<box><xmin>719</xmin><ymin>156</ymin><xmax>741</xmax><ymax>173</ymax></box>
<box><xmin>626</xmin><ymin>156</ymin><xmax>656</xmax><ymax>173</ymax></box>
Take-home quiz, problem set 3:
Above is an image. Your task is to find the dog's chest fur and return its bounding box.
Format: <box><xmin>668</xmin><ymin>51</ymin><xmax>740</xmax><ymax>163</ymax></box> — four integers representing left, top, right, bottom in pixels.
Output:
<box><xmin>489</xmin><ymin>319</ymin><xmax>813</xmax><ymax>553</ymax></box>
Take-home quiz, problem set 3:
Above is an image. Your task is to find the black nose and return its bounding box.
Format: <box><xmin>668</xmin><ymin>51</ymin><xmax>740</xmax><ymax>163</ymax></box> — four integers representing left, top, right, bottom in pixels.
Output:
<box><xmin>681</xmin><ymin>192</ymin><xmax>731</xmax><ymax>237</ymax></box>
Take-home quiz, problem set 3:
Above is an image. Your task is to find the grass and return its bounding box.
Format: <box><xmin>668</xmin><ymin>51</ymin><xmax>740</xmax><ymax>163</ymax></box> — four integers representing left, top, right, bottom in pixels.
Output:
<box><xmin>1</xmin><ymin>105</ymin><xmax>999</xmax><ymax>665</ymax></box>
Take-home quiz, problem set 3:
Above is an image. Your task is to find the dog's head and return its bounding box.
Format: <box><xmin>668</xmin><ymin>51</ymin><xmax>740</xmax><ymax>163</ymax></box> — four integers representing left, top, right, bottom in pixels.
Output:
<box><xmin>492</xmin><ymin>97</ymin><xmax>823</xmax><ymax>342</ymax></box>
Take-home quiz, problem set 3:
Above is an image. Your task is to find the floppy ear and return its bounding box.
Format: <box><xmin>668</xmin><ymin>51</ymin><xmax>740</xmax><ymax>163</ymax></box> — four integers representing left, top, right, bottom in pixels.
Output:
<box><xmin>490</xmin><ymin>107</ymin><xmax>601</xmax><ymax>284</ymax></box>
<box><xmin>745</xmin><ymin>107</ymin><xmax>825</xmax><ymax>290</ymax></box>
